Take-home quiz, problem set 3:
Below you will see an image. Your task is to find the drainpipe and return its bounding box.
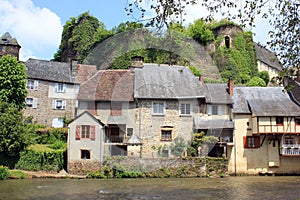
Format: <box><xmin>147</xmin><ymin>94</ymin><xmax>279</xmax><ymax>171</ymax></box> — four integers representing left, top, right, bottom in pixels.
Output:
<box><xmin>234</xmin><ymin>124</ymin><xmax>237</xmax><ymax>176</ymax></box>
<box><xmin>67</xmin><ymin>127</ymin><xmax>70</xmax><ymax>173</ymax></box>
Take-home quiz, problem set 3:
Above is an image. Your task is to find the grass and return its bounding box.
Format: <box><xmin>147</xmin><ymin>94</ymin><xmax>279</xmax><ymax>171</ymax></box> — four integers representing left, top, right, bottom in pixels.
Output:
<box><xmin>9</xmin><ymin>170</ymin><xmax>27</xmax><ymax>179</ymax></box>
<box><xmin>27</xmin><ymin>144</ymin><xmax>66</xmax><ymax>152</ymax></box>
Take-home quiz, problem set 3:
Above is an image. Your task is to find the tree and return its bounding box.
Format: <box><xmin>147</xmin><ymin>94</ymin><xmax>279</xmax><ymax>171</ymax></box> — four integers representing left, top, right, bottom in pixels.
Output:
<box><xmin>187</xmin><ymin>19</ymin><xmax>214</xmax><ymax>45</ymax></box>
<box><xmin>0</xmin><ymin>55</ymin><xmax>27</xmax><ymax>110</ymax></box>
<box><xmin>246</xmin><ymin>76</ymin><xmax>266</xmax><ymax>87</ymax></box>
<box><xmin>0</xmin><ymin>102</ymin><xmax>33</xmax><ymax>158</ymax></box>
<box><xmin>258</xmin><ymin>71</ymin><xmax>270</xmax><ymax>86</ymax></box>
<box><xmin>126</xmin><ymin>0</ymin><xmax>300</xmax><ymax>69</ymax></box>
<box><xmin>54</xmin><ymin>12</ymin><xmax>111</xmax><ymax>63</ymax></box>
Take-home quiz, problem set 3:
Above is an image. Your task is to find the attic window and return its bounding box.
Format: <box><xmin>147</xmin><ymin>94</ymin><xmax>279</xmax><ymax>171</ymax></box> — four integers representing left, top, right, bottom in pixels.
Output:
<box><xmin>225</xmin><ymin>36</ymin><xmax>230</xmax><ymax>48</ymax></box>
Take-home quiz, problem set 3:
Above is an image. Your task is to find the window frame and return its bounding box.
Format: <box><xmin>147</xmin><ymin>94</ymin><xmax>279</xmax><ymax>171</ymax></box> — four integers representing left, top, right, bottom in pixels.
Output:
<box><xmin>276</xmin><ymin>116</ymin><xmax>284</xmax><ymax>126</ymax></box>
<box><xmin>52</xmin><ymin>99</ymin><xmax>66</xmax><ymax>110</ymax></box>
<box><xmin>180</xmin><ymin>103</ymin><xmax>191</xmax><ymax>115</ymax></box>
<box><xmin>152</xmin><ymin>102</ymin><xmax>165</xmax><ymax>115</ymax></box>
<box><xmin>161</xmin><ymin>129</ymin><xmax>173</xmax><ymax>141</ymax></box>
<box><xmin>81</xmin><ymin>125</ymin><xmax>91</xmax><ymax>139</ymax></box>
<box><xmin>55</xmin><ymin>83</ymin><xmax>65</xmax><ymax>93</ymax></box>
<box><xmin>25</xmin><ymin>97</ymin><xmax>38</xmax><ymax>108</ymax></box>
<box><xmin>27</xmin><ymin>80</ymin><xmax>38</xmax><ymax>90</ymax></box>
<box><xmin>295</xmin><ymin>117</ymin><xmax>300</xmax><ymax>126</ymax></box>
<box><xmin>81</xmin><ymin>149</ymin><xmax>91</xmax><ymax>159</ymax></box>
<box><xmin>244</xmin><ymin>136</ymin><xmax>260</xmax><ymax>149</ymax></box>
<box><xmin>76</xmin><ymin>125</ymin><xmax>95</xmax><ymax>140</ymax></box>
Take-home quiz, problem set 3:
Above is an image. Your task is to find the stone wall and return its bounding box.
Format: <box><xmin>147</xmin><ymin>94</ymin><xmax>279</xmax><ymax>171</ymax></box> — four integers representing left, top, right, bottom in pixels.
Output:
<box><xmin>24</xmin><ymin>79</ymin><xmax>77</xmax><ymax>127</ymax></box>
<box><xmin>69</xmin><ymin>160</ymin><xmax>101</xmax><ymax>175</ymax></box>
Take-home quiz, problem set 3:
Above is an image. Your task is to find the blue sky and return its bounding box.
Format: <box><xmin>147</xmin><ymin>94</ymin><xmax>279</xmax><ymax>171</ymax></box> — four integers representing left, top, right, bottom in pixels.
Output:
<box><xmin>0</xmin><ymin>0</ymin><xmax>271</xmax><ymax>61</ymax></box>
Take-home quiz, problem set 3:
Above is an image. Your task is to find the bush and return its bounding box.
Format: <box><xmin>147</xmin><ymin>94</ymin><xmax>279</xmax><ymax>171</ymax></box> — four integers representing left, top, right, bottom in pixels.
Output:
<box><xmin>50</xmin><ymin>141</ymin><xmax>67</xmax><ymax>150</ymax></box>
<box><xmin>8</xmin><ymin>170</ymin><xmax>27</xmax><ymax>179</ymax></box>
<box><xmin>0</xmin><ymin>166</ymin><xmax>9</xmax><ymax>180</ymax></box>
<box><xmin>87</xmin><ymin>171</ymin><xmax>106</xmax><ymax>179</ymax></box>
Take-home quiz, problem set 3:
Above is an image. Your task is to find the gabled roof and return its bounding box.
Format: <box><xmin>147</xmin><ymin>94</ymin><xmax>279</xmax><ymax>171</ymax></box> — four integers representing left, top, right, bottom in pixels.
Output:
<box><xmin>25</xmin><ymin>58</ymin><xmax>76</xmax><ymax>84</ymax></box>
<box><xmin>204</xmin><ymin>84</ymin><xmax>232</xmax><ymax>104</ymax></box>
<box><xmin>254</xmin><ymin>43</ymin><xmax>282</xmax><ymax>71</ymax></box>
<box><xmin>233</xmin><ymin>87</ymin><xmax>300</xmax><ymax>116</ymax></box>
<box><xmin>134</xmin><ymin>64</ymin><xmax>204</xmax><ymax>99</ymax></box>
<box><xmin>78</xmin><ymin>70</ymin><xmax>134</xmax><ymax>101</ymax></box>
<box><xmin>284</xmin><ymin>76</ymin><xmax>300</xmax><ymax>106</ymax></box>
<box><xmin>0</xmin><ymin>32</ymin><xmax>20</xmax><ymax>47</ymax></box>
<box><xmin>69</xmin><ymin>111</ymin><xmax>105</xmax><ymax>126</ymax></box>
<box><xmin>74</xmin><ymin>64</ymin><xmax>97</xmax><ymax>84</ymax></box>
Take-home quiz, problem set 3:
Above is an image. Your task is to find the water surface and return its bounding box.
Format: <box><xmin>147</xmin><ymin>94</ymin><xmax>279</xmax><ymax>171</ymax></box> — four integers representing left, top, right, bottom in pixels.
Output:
<box><xmin>0</xmin><ymin>176</ymin><xmax>299</xmax><ymax>199</ymax></box>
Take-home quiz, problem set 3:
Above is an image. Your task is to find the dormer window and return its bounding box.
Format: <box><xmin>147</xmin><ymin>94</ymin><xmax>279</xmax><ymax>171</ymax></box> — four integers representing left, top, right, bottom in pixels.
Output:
<box><xmin>55</xmin><ymin>83</ymin><xmax>65</xmax><ymax>93</ymax></box>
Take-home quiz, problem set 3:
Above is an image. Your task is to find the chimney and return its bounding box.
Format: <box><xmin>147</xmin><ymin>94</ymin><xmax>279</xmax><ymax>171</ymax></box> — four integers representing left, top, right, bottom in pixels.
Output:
<box><xmin>131</xmin><ymin>56</ymin><xmax>144</xmax><ymax>68</ymax></box>
<box><xmin>199</xmin><ymin>75</ymin><xmax>204</xmax><ymax>85</ymax></box>
<box><xmin>228</xmin><ymin>77</ymin><xmax>234</xmax><ymax>96</ymax></box>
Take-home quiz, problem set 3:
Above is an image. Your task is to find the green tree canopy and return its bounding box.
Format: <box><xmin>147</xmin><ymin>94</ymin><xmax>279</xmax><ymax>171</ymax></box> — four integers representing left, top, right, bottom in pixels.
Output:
<box><xmin>246</xmin><ymin>76</ymin><xmax>266</xmax><ymax>87</ymax></box>
<box><xmin>0</xmin><ymin>102</ymin><xmax>33</xmax><ymax>157</ymax></box>
<box><xmin>187</xmin><ymin>19</ymin><xmax>214</xmax><ymax>45</ymax></box>
<box><xmin>0</xmin><ymin>55</ymin><xmax>27</xmax><ymax>110</ymax></box>
<box><xmin>258</xmin><ymin>71</ymin><xmax>270</xmax><ymax>86</ymax></box>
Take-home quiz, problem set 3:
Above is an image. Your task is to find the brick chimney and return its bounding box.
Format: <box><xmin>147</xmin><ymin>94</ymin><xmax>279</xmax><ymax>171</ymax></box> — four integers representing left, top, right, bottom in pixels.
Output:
<box><xmin>199</xmin><ymin>75</ymin><xmax>204</xmax><ymax>85</ymax></box>
<box><xmin>228</xmin><ymin>77</ymin><xmax>234</xmax><ymax>96</ymax></box>
<box><xmin>131</xmin><ymin>56</ymin><xmax>144</xmax><ymax>68</ymax></box>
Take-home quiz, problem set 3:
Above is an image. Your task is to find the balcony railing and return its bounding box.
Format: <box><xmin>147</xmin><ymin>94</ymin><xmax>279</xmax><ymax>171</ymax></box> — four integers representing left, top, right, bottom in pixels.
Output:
<box><xmin>281</xmin><ymin>144</ymin><xmax>300</xmax><ymax>156</ymax></box>
<box><xmin>105</xmin><ymin>136</ymin><xmax>125</xmax><ymax>143</ymax></box>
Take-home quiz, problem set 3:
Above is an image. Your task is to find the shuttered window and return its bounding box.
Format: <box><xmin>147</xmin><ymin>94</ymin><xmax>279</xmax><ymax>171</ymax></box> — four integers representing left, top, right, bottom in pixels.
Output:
<box><xmin>243</xmin><ymin>136</ymin><xmax>260</xmax><ymax>148</ymax></box>
<box><xmin>75</xmin><ymin>125</ymin><xmax>96</xmax><ymax>140</ymax></box>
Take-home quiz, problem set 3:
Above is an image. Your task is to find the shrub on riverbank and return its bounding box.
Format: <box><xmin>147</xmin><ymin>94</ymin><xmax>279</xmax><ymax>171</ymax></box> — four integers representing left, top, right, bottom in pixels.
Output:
<box><xmin>0</xmin><ymin>166</ymin><xmax>9</xmax><ymax>180</ymax></box>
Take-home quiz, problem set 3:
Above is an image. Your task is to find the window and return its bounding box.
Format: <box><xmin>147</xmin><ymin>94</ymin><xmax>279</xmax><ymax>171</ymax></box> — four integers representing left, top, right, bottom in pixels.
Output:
<box><xmin>110</xmin><ymin>102</ymin><xmax>122</xmax><ymax>116</ymax></box>
<box><xmin>284</xmin><ymin>137</ymin><xmax>294</xmax><ymax>145</ymax></box>
<box><xmin>161</xmin><ymin>129</ymin><xmax>172</xmax><ymax>141</ymax></box>
<box><xmin>127</xmin><ymin>128</ymin><xmax>133</xmax><ymax>136</ymax></box>
<box><xmin>225</xmin><ymin>36</ymin><xmax>230</xmax><ymax>48</ymax></box>
<box><xmin>152</xmin><ymin>102</ymin><xmax>165</xmax><ymax>115</ymax></box>
<box><xmin>244</xmin><ymin>136</ymin><xmax>260</xmax><ymax>148</ymax></box>
<box><xmin>207</xmin><ymin>104</ymin><xmax>224</xmax><ymax>115</ymax></box>
<box><xmin>76</xmin><ymin>125</ymin><xmax>95</xmax><ymax>140</ymax></box>
<box><xmin>55</xmin><ymin>83</ymin><xmax>65</xmax><ymax>93</ymax></box>
<box><xmin>25</xmin><ymin>97</ymin><xmax>38</xmax><ymax>108</ymax></box>
<box><xmin>276</xmin><ymin>117</ymin><xmax>284</xmax><ymax>125</ymax></box>
<box><xmin>27</xmin><ymin>80</ymin><xmax>38</xmax><ymax>90</ymax></box>
<box><xmin>295</xmin><ymin>118</ymin><xmax>300</xmax><ymax>126</ymax></box>
<box><xmin>81</xmin><ymin>125</ymin><xmax>90</xmax><ymax>139</ymax></box>
<box><xmin>81</xmin><ymin>150</ymin><xmax>91</xmax><ymax>159</ymax></box>
<box><xmin>52</xmin><ymin>99</ymin><xmax>66</xmax><ymax>110</ymax></box>
<box><xmin>52</xmin><ymin>118</ymin><xmax>64</xmax><ymax>128</ymax></box>
<box><xmin>180</xmin><ymin>103</ymin><xmax>191</xmax><ymax>115</ymax></box>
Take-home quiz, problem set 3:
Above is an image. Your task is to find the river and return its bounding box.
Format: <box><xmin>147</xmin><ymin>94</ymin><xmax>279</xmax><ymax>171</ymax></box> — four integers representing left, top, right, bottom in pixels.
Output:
<box><xmin>0</xmin><ymin>176</ymin><xmax>299</xmax><ymax>200</ymax></box>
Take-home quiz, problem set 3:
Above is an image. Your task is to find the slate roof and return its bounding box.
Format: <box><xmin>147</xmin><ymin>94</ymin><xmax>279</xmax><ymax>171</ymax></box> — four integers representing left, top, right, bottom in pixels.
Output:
<box><xmin>78</xmin><ymin>70</ymin><xmax>134</xmax><ymax>101</ymax></box>
<box><xmin>194</xmin><ymin>117</ymin><xmax>234</xmax><ymax>129</ymax></box>
<box><xmin>255</xmin><ymin>43</ymin><xmax>282</xmax><ymax>71</ymax></box>
<box><xmin>284</xmin><ymin>76</ymin><xmax>300</xmax><ymax>107</ymax></box>
<box><xmin>233</xmin><ymin>87</ymin><xmax>300</xmax><ymax>116</ymax></box>
<box><xmin>134</xmin><ymin>64</ymin><xmax>204</xmax><ymax>99</ymax></box>
<box><xmin>25</xmin><ymin>58</ymin><xmax>75</xmax><ymax>83</ymax></box>
<box><xmin>204</xmin><ymin>84</ymin><xmax>233</xmax><ymax>104</ymax></box>
<box><xmin>0</xmin><ymin>32</ymin><xmax>20</xmax><ymax>47</ymax></box>
<box><xmin>74</xmin><ymin>64</ymin><xmax>97</xmax><ymax>84</ymax></box>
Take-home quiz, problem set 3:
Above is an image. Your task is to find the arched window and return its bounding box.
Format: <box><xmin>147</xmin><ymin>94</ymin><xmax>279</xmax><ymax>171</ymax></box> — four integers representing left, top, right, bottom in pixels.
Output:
<box><xmin>225</xmin><ymin>36</ymin><xmax>230</xmax><ymax>48</ymax></box>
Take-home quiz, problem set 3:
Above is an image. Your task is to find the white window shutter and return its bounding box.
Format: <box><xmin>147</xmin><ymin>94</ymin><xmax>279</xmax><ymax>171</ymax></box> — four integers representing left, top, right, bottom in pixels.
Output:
<box><xmin>63</xmin><ymin>84</ymin><xmax>66</xmax><ymax>93</ymax></box>
<box><xmin>207</xmin><ymin>105</ymin><xmax>212</xmax><ymax>115</ymax></box>
<box><xmin>52</xmin><ymin>100</ymin><xmax>57</xmax><ymax>109</ymax></box>
<box><xmin>217</xmin><ymin>105</ymin><xmax>223</xmax><ymax>115</ymax></box>
<box><xmin>62</xmin><ymin>100</ymin><xmax>66</xmax><ymax>109</ymax></box>
<box><xmin>33</xmin><ymin>98</ymin><xmax>38</xmax><ymax>108</ymax></box>
<box><xmin>55</xmin><ymin>83</ymin><xmax>58</xmax><ymax>92</ymax></box>
<box><xmin>33</xmin><ymin>81</ymin><xmax>39</xmax><ymax>90</ymax></box>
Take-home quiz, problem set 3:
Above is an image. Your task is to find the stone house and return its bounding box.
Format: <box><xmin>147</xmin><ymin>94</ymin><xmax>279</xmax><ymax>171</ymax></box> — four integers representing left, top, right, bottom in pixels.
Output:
<box><xmin>0</xmin><ymin>32</ymin><xmax>21</xmax><ymax>60</ymax></box>
<box><xmin>133</xmin><ymin>63</ymin><xmax>205</xmax><ymax>158</ymax></box>
<box><xmin>194</xmin><ymin>79</ymin><xmax>234</xmax><ymax>157</ymax></box>
<box><xmin>24</xmin><ymin>58</ymin><xmax>80</xmax><ymax>127</ymax></box>
<box><xmin>76</xmin><ymin>69</ymin><xmax>137</xmax><ymax>157</ymax></box>
<box><xmin>230</xmin><ymin>87</ymin><xmax>300</xmax><ymax>175</ymax></box>
<box><xmin>254</xmin><ymin>43</ymin><xmax>282</xmax><ymax>82</ymax></box>
<box><xmin>68</xmin><ymin>111</ymin><xmax>105</xmax><ymax>174</ymax></box>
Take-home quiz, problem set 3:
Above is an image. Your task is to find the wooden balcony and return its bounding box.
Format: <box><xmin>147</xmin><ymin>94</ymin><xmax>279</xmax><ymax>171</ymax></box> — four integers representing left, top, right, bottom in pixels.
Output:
<box><xmin>281</xmin><ymin>144</ymin><xmax>300</xmax><ymax>156</ymax></box>
<box><xmin>105</xmin><ymin>136</ymin><xmax>125</xmax><ymax>143</ymax></box>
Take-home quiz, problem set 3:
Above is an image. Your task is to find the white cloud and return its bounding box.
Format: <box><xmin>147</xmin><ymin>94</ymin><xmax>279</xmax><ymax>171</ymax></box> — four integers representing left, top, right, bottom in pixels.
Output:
<box><xmin>0</xmin><ymin>0</ymin><xmax>63</xmax><ymax>61</ymax></box>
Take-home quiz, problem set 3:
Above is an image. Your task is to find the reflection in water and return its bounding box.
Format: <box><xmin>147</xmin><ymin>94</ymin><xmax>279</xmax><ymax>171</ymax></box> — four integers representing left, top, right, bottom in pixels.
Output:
<box><xmin>0</xmin><ymin>176</ymin><xmax>299</xmax><ymax>200</ymax></box>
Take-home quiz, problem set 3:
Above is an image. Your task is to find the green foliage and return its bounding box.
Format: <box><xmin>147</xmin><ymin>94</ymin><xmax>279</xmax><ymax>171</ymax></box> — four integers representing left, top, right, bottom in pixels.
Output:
<box><xmin>246</xmin><ymin>76</ymin><xmax>266</xmax><ymax>87</ymax></box>
<box><xmin>190</xmin><ymin>131</ymin><xmax>219</xmax><ymax>156</ymax></box>
<box><xmin>258</xmin><ymin>71</ymin><xmax>270</xmax><ymax>85</ymax></box>
<box><xmin>16</xmin><ymin>149</ymin><xmax>65</xmax><ymax>172</ymax></box>
<box><xmin>207</xmin><ymin>19</ymin><xmax>241</xmax><ymax>31</ymax></box>
<box><xmin>86</xmin><ymin>171</ymin><xmax>106</xmax><ymax>179</ymax></box>
<box><xmin>49</xmin><ymin>141</ymin><xmax>67</xmax><ymax>150</ymax></box>
<box><xmin>34</xmin><ymin>128</ymin><xmax>67</xmax><ymax>144</ymax></box>
<box><xmin>187</xmin><ymin>19</ymin><xmax>214</xmax><ymax>45</ymax></box>
<box><xmin>0</xmin><ymin>166</ymin><xmax>9</xmax><ymax>180</ymax></box>
<box><xmin>8</xmin><ymin>170</ymin><xmax>27</xmax><ymax>179</ymax></box>
<box><xmin>0</xmin><ymin>55</ymin><xmax>27</xmax><ymax>109</ymax></box>
<box><xmin>0</xmin><ymin>102</ymin><xmax>34</xmax><ymax>158</ymax></box>
<box><xmin>170</xmin><ymin>137</ymin><xmax>187</xmax><ymax>157</ymax></box>
<box><xmin>189</xmin><ymin>65</ymin><xmax>202</xmax><ymax>76</ymax></box>
<box><xmin>213</xmin><ymin>31</ymin><xmax>257</xmax><ymax>84</ymax></box>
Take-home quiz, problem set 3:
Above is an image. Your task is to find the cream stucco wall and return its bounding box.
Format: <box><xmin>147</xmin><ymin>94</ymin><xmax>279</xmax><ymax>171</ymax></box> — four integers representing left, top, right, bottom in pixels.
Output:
<box><xmin>68</xmin><ymin>113</ymin><xmax>105</xmax><ymax>163</ymax></box>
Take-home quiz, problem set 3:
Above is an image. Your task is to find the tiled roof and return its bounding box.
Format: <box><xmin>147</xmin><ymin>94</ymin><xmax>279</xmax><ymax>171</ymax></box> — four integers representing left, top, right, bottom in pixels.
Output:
<box><xmin>233</xmin><ymin>87</ymin><xmax>300</xmax><ymax>116</ymax></box>
<box><xmin>0</xmin><ymin>32</ymin><xmax>20</xmax><ymax>46</ymax></box>
<box><xmin>255</xmin><ymin>43</ymin><xmax>282</xmax><ymax>71</ymax></box>
<box><xmin>74</xmin><ymin>64</ymin><xmax>97</xmax><ymax>84</ymax></box>
<box><xmin>134</xmin><ymin>64</ymin><xmax>204</xmax><ymax>99</ymax></box>
<box><xmin>204</xmin><ymin>84</ymin><xmax>233</xmax><ymax>104</ymax></box>
<box><xmin>78</xmin><ymin>70</ymin><xmax>134</xmax><ymax>101</ymax></box>
<box><xmin>25</xmin><ymin>58</ymin><xmax>75</xmax><ymax>83</ymax></box>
